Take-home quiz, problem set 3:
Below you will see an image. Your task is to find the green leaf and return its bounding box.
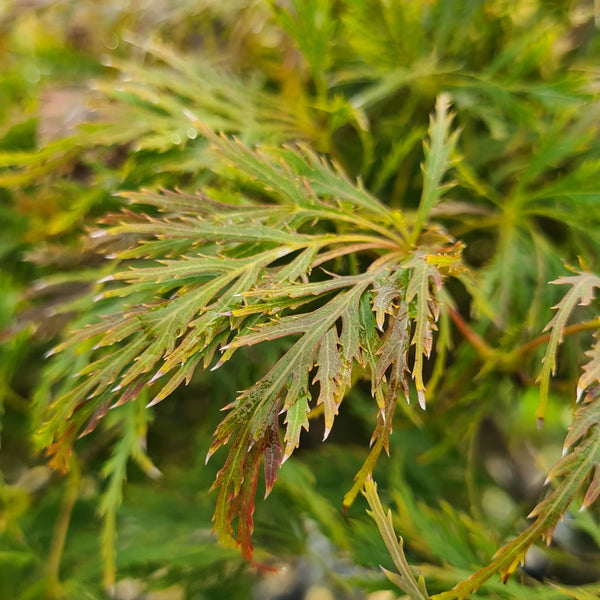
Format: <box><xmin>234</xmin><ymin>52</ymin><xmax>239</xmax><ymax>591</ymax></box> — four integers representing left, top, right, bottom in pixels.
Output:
<box><xmin>98</xmin><ymin>392</ymin><xmax>159</xmax><ymax>587</ymax></box>
<box><xmin>405</xmin><ymin>255</ymin><xmax>442</xmax><ymax>409</ymax></box>
<box><xmin>537</xmin><ymin>270</ymin><xmax>600</xmax><ymax>423</ymax></box>
<box><xmin>363</xmin><ymin>478</ymin><xmax>430</xmax><ymax>600</ymax></box>
<box><xmin>411</xmin><ymin>93</ymin><xmax>459</xmax><ymax>244</ymax></box>
<box><xmin>435</xmin><ymin>388</ymin><xmax>600</xmax><ymax>599</ymax></box>
<box><xmin>313</xmin><ymin>328</ymin><xmax>345</xmax><ymax>440</ymax></box>
<box><xmin>283</xmin><ymin>393</ymin><xmax>310</xmax><ymax>461</ymax></box>
<box><xmin>579</xmin><ymin>332</ymin><xmax>600</xmax><ymax>400</ymax></box>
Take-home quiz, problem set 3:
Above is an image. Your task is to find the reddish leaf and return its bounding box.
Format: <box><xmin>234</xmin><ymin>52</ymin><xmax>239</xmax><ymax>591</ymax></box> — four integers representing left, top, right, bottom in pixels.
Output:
<box><xmin>263</xmin><ymin>419</ymin><xmax>282</xmax><ymax>498</ymax></box>
<box><xmin>233</xmin><ymin>446</ymin><xmax>262</xmax><ymax>561</ymax></box>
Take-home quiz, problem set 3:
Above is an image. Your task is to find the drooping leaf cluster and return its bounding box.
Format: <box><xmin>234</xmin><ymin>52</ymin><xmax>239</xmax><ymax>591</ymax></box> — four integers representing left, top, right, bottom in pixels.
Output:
<box><xmin>37</xmin><ymin>101</ymin><xmax>461</xmax><ymax>560</ymax></box>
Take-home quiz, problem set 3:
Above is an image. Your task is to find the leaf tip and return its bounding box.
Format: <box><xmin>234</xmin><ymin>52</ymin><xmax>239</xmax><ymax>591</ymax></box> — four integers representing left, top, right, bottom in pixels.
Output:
<box><xmin>146</xmin><ymin>395</ymin><xmax>163</xmax><ymax>408</ymax></box>
<box><xmin>148</xmin><ymin>369</ymin><xmax>164</xmax><ymax>384</ymax></box>
<box><xmin>205</xmin><ymin>448</ymin><xmax>216</xmax><ymax>465</ymax></box>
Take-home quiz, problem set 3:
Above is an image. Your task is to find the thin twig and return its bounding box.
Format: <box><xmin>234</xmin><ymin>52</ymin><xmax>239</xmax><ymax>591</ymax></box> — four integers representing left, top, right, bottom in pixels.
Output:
<box><xmin>448</xmin><ymin>308</ymin><xmax>600</xmax><ymax>369</ymax></box>
<box><xmin>512</xmin><ymin>318</ymin><xmax>600</xmax><ymax>360</ymax></box>
<box><xmin>446</xmin><ymin>306</ymin><xmax>495</xmax><ymax>361</ymax></box>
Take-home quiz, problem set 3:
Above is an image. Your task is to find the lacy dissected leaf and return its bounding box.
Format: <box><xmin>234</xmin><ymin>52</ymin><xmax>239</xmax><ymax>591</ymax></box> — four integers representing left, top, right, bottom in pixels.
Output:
<box><xmin>283</xmin><ymin>392</ymin><xmax>310</xmax><ymax>461</ymax></box>
<box><xmin>404</xmin><ymin>254</ymin><xmax>443</xmax><ymax>409</ymax></box>
<box><xmin>210</xmin><ymin>281</ymin><xmax>370</xmax><ymax>458</ymax></box>
<box><xmin>434</xmin><ymin>387</ymin><xmax>600</xmax><ymax>599</ymax></box>
<box><xmin>99</xmin><ymin>392</ymin><xmax>160</xmax><ymax>587</ymax></box>
<box><xmin>363</xmin><ymin>478</ymin><xmax>430</xmax><ymax>600</ymax></box>
<box><xmin>579</xmin><ymin>331</ymin><xmax>600</xmax><ymax>400</ymax></box>
<box><xmin>313</xmin><ymin>327</ymin><xmax>347</xmax><ymax>440</ymax></box>
<box><xmin>375</xmin><ymin>301</ymin><xmax>410</xmax><ymax>399</ymax></box>
<box><xmin>537</xmin><ymin>270</ymin><xmax>600</xmax><ymax>423</ymax></box>
<box><xmin>411</xmin><ymin>93</ymin><xmax>459</xmax><ymax>244</ymax></box>
<box><xmin>38</xmin><ymin>106</ymin><xmax>461</xmax><ymax>560</ymax></box>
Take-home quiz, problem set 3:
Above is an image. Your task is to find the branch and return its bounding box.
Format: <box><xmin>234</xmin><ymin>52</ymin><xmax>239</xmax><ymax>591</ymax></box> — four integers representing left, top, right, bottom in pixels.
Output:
<box><xmin>446</xmin><ymin>306</ymin><xmax>495</xmax><ymax>361</ymax></box>
<box><xmin>513</xmin><ymin>318</ymin><xmax>600</xmax><ymax>361</ymax></box>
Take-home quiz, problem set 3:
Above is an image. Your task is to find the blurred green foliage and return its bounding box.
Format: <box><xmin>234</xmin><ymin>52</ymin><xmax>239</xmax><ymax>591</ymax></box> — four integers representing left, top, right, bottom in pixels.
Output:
<box><xmin>2</xmin><ymin>1</ymin><xmax>600</xmax><ymax>599</ymax></box>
